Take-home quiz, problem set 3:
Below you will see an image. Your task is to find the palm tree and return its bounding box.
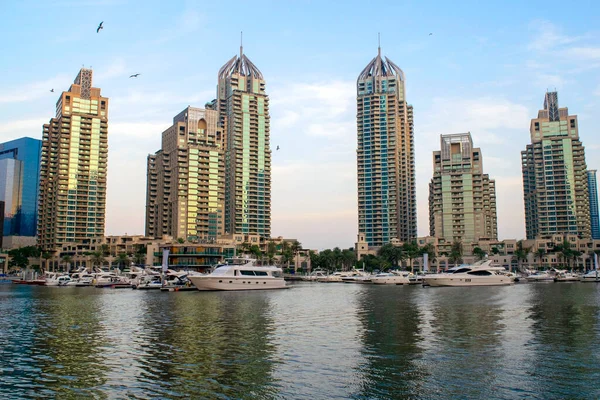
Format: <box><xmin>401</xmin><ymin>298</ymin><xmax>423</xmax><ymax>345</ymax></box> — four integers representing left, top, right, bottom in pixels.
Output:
<box><xmin>41</xmin><ymin>252</ymin><xmax>53</xmax><ymax>273</ymax></box>
<box><xmin>472</xmin><ymin>247</ymin><xmax>486</xmax><ymax>261</ymax></box>
<box><xmin>513</xmin><ymin>240</ymin><xmax>530</xmax><ymax>272</ymax></box>
<box><xmin>448</xmin><ymin>240</ymin><xmax>463</xmax><ymax>267</ymax></box>
<box><xmin>320</xmin><ymin>249</ymin><xmax>334</xmax><ymax>272</ymax></box>
<box><xmin>88</xmin><ymin>251</ymin><xmax>106</xmax><ymax>272</ymax></box>
<box><xmin>133</xmin><ymin>244</ymin><xmax>146</xmax><ymax>267</ymax></box>
<box><xmin>402</xmin><ymin>242</ymin><xmax>420</xmax><ymax>273</ymax></box>
<box><xmin>61</xmin><ymin>255</ymin><xmax>73</xmax><ymax>273</ymax></box>
<box><xmin>341</xmin><ymin>249</ymin><xmax>357</xmax><ymax>271</ymax></box>
<box><xmin>267</xmin><ymin>241</ymin><xmax>277</xmax><ymax>265</ymax></box>
<box><xmin>308</xmin><ymin>250</ymin><xmax>321</xmax><ymax>271</ymax></box>
<box><xmin>116</xmin><ymin>252</ymin><xmax>130</xmax><ymax>270</ymax></box>
<box><xmin>420</xmin><ymin>243</ymin><xmax>437</xmax><ymax>271</ymax></box>
<box><xmin>332</xmin><ymin>247</ymin><xmax>342</xmax><ymax>270</ymax></box>
<box><xmin>377</xmin><ymin>243</ymin><xmax>404</xmax><ymax>269</ymax></box>
<box><xmin>249</xmin><ymin>245</ymin><xmax>262</xmax><ymax>262</ymax></box>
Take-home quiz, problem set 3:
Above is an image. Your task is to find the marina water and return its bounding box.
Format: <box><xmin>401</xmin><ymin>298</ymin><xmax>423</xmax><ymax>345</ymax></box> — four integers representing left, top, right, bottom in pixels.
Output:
<box><xmin>2</xmin><ymin>282</ymin><xmax>600</xmax><ymax>399</ymax></box>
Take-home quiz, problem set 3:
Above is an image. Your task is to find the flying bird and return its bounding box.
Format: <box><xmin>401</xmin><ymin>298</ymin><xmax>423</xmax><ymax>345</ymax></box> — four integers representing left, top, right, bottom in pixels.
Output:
<box><xmin>50</xmin><ymin>89</ymin><xmax>54</xmax><ymax>92</ymax></box>
<box><xmin>97</xmin><ymin>21</ymin><xmax>104</xmax><ymax>33</ymax></box>
<box><xmin>276</xmin><ymin>145</ymin><xmax>280</xmax><ymax>150</ymax></box>
<box><xmin>429</xmin><ymin>33</ymin><xmax>433</xmax><ymax>36</ymax></box>
<box><xmin>129</xmin><ymin>73</ymin><xmax>141</xmax><ymax>78</ymax></box>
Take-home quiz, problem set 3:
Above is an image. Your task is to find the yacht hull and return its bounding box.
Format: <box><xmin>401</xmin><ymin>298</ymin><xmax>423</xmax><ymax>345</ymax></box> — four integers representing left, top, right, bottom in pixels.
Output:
<box><xmin>424</xmin><ymin>276</ymin><xmax>513</xmax><ymax>287</ymax></box>
<box><xmin>188</xmin><ymin>276</ymin><xmax>287</xmax><ymax>291</ymax></box>
<box><xmin>371</xmin><ymin>276</ymin><xmax>410</xmax><ymax>285</ymax></box>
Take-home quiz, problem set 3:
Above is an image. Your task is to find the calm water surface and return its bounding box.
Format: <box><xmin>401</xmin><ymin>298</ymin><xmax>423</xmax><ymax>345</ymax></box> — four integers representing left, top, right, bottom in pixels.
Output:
<box><xmin>1</xmin><ymin>282</ymin><xmax>600</xmax><ymax>399</ymax></box>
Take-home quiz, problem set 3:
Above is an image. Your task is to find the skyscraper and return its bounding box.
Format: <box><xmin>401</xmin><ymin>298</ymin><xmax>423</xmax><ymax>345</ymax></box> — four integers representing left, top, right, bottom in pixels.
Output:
<box><xmin>146</xmin><ymin>107</ymin><xmax>224</xmax><ymax>240</ymax></box>
<box><xmin>587</xmin><ymin>170</ymin><xmax>600</xmax><ymax>239</ymax></box>
<box><xmin>0</xmin><ymin>137</ymin><xmax>42</xmax><ymax>237</ymax></box>
<box><xmin>429</xmin><ymin>133</ymin><xmax>497</xmax><ymax>243</ymax></box>
<box><xmin>521</xmin><ymin>91</ymin><xmax>590</xmax><ymax>239</ymax></box>
<box><xmin>217</xmin><ymin>45</ymin><xmax>271</xmax><ymax>238</ymax></box>
<box><xmin>356</xmin><ymin>47</ymin><xmax>416</xmax><ymax>247</ymax></box>
<box><xmin>38</xmin><ymin>68</ymin><xmax>108</xmax><ymax>251</ymax></box>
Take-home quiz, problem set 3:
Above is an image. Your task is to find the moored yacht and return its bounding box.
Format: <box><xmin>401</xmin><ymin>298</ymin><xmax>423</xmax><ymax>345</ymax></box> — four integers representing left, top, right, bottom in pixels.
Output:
<box><xmin>341</xmin><ymin>269</ymin><xmax>372</xmax><ymax>284</ymax></box>
<box><xmin>526</xmin><ymin>268</ymin><xmax>562</xmax><ymax>282</ymax></box>
<box><xmin>554</xmin><ymin>272</ymin><xmax>580</xmax><ymax>282</ymax></box>
<box><xmin>423</xmin><ymin>260</ymin><xmax>513</xmax><ymax>287</ymax></box>
<box><xmin>371</xmin><ymin>270</ymin><xmax>410</xmax><ymax>285</ymax></box>
<box><xmin>187</xmin><ymin>257</ymin><xmax>287</xmax><ymax>291</ymax></box>
<box><xmin>580</xmin><ymin>270</ymin><xmax>600</xmax><ymax>282</ymax></box>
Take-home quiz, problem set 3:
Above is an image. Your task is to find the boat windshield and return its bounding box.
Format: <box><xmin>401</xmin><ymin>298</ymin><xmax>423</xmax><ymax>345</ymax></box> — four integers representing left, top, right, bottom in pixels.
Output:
<box><xmin>211</xmin><ymin>266</ymin><xmax>232</xmax><ymax>276</ymax></box>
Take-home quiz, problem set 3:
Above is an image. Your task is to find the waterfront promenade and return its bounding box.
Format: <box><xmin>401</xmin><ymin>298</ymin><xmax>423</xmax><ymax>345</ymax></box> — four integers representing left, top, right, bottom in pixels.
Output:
<box><xmin>2</xmin><ymin>282</ymin><xmax>600</xmax><ymax>399</ymax></box>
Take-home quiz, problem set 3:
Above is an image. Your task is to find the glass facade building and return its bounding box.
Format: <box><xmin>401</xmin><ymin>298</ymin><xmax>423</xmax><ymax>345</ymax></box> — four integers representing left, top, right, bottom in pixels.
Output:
<box><xmin>429</xmin><ymin>133</ymin><xmax>497</xmax><ymax>243</ymax></box>
<box><xmin>356</xmin><ymin>47</ymin><xmax>416</xmax><ymax>247</ymax></box>
<box><xmin>588</xmin><ymin>170</ymin><xmax>600</xmax><ymax>239</ymax></box>
<box><xmin>217</xmin><ymin>46</ymin><xmax>271</xmax><ymax>238</ymax></box>
<box><xmin>521</xmin><ymin>92</ymin><xmax>590</xmax><ymax>239</ymax></box>
<box><xmin>146</xmin><ymin>107</ymin><xmax>224</xmax><ymax>241</ymax></box>
<box><xmin>38</xmin><ymin>68</ymin><xmax>109</xmax><ymax>251</ymax></box>
<box><xmin>0</xmin><ymin>137</ymin><xmax>42</xmax><ymax>237</ymax></box>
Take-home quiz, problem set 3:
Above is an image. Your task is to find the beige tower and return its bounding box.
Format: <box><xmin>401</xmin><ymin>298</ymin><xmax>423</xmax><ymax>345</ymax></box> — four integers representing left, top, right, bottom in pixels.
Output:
<box><xmin>38</xmin><ymin>68</ymin><xmax>108</xmax><ymax>251</ymax></box>
<box><xmin>146</xmin><ymin>107</ymin><xmax>224</xmax><ymax>241</ymax></box>
<box><xmin>429</xmin><ymin>133</ymin><xmax>497</xmax><ymax>243</ymax></box>
<box><xmin>217</xmin><ymin>45</ymin><xmax>271</xmax><ymax>238</ymax></box>
<box><xmin>522</xmin><ymin>91</ymin><xmax>590</xmax><ymax>239</ymax></box>
<box><xmin>357</xmin><ymin>47</ymin><xmax>416</xmax><ymax>247</ymax></box>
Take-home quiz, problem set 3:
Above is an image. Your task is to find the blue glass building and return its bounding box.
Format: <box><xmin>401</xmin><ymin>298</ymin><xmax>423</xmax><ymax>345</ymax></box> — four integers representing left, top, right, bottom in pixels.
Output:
<box><xmin>0</xmin><ymin>137</ymin><xmax>42</xmax><ymax>237</ymax></box>
<box><xmin>588</xmin><ymin>170</ymin><xmax>600</xmax><ymax>239</ymax></box>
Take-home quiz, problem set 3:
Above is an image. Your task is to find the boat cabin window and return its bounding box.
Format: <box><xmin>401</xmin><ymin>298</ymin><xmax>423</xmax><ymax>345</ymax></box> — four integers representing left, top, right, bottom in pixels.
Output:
<box><xmin>467</xmin><ymin>270</ymin><xmax>493</xmax><ymax>276</ymax></box>
<box><xmin>452</xmin><ymin>268</ymin><xmax>472</xmax><ymax>274</ymax></box>
<box><xmin>272</xmin><ymin>271</ymin><xmax>282</xmax><ymax>278</ymax></box>
<box><xmin>240</xmin><ymin>270</ymin><xmax>255</xmax><ymax>276</ymax></box>
<box><xmin>254</xmin><ymin>271</ymin><xmax>268</xmax><ymax>276</ymax></box>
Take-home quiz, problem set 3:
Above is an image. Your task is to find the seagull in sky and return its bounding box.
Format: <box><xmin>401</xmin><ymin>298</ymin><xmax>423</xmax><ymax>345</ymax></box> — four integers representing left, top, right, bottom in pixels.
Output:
<box><xmin>50</xmin><ymin>89</ymin><xmax>54</xmax><ymax>92</ymax></box>
<box><xmin>276</xmin><ymin>145</ymin><xmax>280</xmax><ymax>150</ymax></box>
<box><xmin>129</xmin><ymin>73</ymin><xmax>141</xmax><ymax>78</ymax></box>
<box><xmin>429</xmin><ymin>32</ymin><xmax>433</xmax><ymax>36</ymax></box>
<box><xmin>97</xmin><ymin>21</ymin><xmax>104</xmax><ymax>33</ymax></box>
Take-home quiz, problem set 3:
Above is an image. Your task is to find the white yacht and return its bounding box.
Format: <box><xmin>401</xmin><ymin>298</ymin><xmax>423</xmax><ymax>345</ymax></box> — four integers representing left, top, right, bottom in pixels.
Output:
<box><xmin>187</xmin><ymin>257</ymin><xmax>287</xmax><ymax>291</ymax></box>
<box><xmin>316</xmin><ymin>272</ymin><xmax>346</xmax><ymax>282</ymax></box>
<box><xmin>526</xmin><ymin>268</ymin><xmax>562</xmax><ymax>282</ymax></box>
<box><xmin>371</xmin><ymin>271</ymin><xmax>410</xmax><ymax>285</ymax></box>
<box><xmin>303</xmin><ymin>270</ymin><xmax>327</xmax><ymax>281</ymax></box>
<box><xmin>423</xmin><ymin>260</ymin><xmax>513</xmax><ymax>287</ymax></box>
<box><xmin>341</xmin><ymin>269</ymin><xmax>372</xmax><ymax>284</ymax></box>
<box><xmin>580</xmin><ymin>270</ymin><xmax>600</xmax><ymax>282</ymax></box>
<box><xmin>45</xmin><ymin>273</ymin><xmax>71</xmax><ymax>286</ymax></box>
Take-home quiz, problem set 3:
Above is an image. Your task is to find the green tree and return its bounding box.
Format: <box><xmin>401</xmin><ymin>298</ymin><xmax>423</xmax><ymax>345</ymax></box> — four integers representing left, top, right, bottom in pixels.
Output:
<box><xmin>534</xmin><ymin>248</ymin><xmax>546</xmax><ymax>269</ymax></box>
<box><xmin>332</xmin><ymin>247</ymin><xmax>342</xmax><ymax>270</ymax></box>
<box><xmin>362</xmin><ymin>254</ymin><xmax>388</xmax><ymax>272</ymax></box>
<box><xmin>473</xmin><ymin>247</ymin><xmax>486</xmax><ymax>261</ymax></box>
<box><xmin>267</xmin><ymin>241</ymin><xmax>277</xmax><ymax>265</ymax></box>
<box><xmin>402</xmin><ymin>241</ymin><xmax>421</xmax><ymax>273</ymax></box>
<box><xmin>41</xmin><ymin>252</ymin><xmax>53</xmax><ymax>273</ymax></box>
<box><xmin>513</xmin><ymin>240</ymin><xmax>530</xmax><ymax>272</ymax></box>
<box><xmin>341</xmin><ymin>249</ymin><xmax>357</xmax><ymax>271</ymax></box>
<box><xmin>88</xmin><ymin>251</ymin><xmax>106</xmax><ymax>272</ymax></box>
<box><xmin>133</xmin><ymin>244</ymin><xmax>146</xmax><ymax>267</ymax></box>
<box><xmin>249</xmin><ymin>245</ymin><xmax>262</xmax><ymax>262</ymax></box>
<box><xmin>8</xmin><ymin>246</ymin><xmax>40</xmax><ymax>270</ymax></box>
<box><xmin>308</xmin><ymin>250</ymin><xmax>321</xmax><ymax>271</ymax></box>
<box><xmin>491</xmin><ymin>246</ymin><xmax>500</xmax><ymax>255</ymax></box>
<box><xmin>177</xmin><ymin>237</ymin><xmax>185</xmax><ymax>244</ymax></box>
<box><xmin>116</xmin><ymin>252</ymin><xmax>130</xmax><ymax>270</ymax></box>
<box><xmin>378</xmin><ymin>243</ymin><xmax>404</xmax><ymax>269</ymax></box>
<box><xmin>448</xmin><ymin>240</ymin><xmax>463</xmax><ymax>266</ymax></box>
<box><xmin>320</xmin><ymin>249</ymin><xmax>334</xmax><ymax>272</ymax></box>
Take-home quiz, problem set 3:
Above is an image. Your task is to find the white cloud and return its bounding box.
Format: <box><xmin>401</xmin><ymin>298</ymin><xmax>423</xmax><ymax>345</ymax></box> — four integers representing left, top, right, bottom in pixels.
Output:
<box><xmin>0</xmin><ymin>117</ymin><xmax>47</xmax><ymax>137</ymax></box>
<box><xmin>154</xmin><ymin>10</ymin><xmax>204</xmax><ymax>44</ymax></box>
<box><xmin>527</xmin><ymin>20</ymin><xmax>585</xmax><ymax>51</ymax></box>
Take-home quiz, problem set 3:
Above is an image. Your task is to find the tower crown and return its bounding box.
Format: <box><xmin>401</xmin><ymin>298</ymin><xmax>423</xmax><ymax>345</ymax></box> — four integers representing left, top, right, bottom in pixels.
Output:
<box><xmin>358</xmin><ymin>50</ymin><xmax>404</xmax><ymax>82</ymax></box>
<box><xmin>218</xmin><ymin>51</ymin><xmax>263</xmax><ymax>80</ymax></box>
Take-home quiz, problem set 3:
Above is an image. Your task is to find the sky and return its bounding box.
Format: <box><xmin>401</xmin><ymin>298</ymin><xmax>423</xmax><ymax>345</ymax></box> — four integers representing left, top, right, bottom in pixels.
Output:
<box><xmin>1</xmin><ymin>0</ymin><xmax>599</xmax><ymax>250</ymax></box>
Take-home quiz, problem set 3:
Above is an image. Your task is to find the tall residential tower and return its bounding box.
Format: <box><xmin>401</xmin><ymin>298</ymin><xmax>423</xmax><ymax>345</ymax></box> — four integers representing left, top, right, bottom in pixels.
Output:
<box><xmin>521</xmin><ymin>91</ymin><xmax>590</xmax><ymax>239</ymax></box>
<box><xmin>429</xmin><ymin>133</ymin><xmax>497</xmax><ymax>243</ymax></box>
<box><xmin>38</xmin><ymin>68</ymin><xmax>108</xmax><ymax>251</ymax></box>
<box><xmin>146</xmin><ymin>107</ymin><xmax>224</xmax><ymax>241</ymax></box>
<box><xmin>217</xmin><ymin>46</ymin><xmax>271</xmax><ymax>238</ymax></box>
<box><xmin>357</xmin><ymin>47</ymin><xmax>416</xmax><ymax>247</ymax></box>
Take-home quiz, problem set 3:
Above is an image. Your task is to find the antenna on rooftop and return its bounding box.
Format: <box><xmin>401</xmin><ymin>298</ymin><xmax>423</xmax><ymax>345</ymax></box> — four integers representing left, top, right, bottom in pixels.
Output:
<box><xmin>378</xmin><ymin>32</ymin><xmax>381</xmax><ymax>56</ymax></box>
<box><xmin>240</xmin><ymin>31</ymin><xmax>243</xmax><ymax>57</ymax></box>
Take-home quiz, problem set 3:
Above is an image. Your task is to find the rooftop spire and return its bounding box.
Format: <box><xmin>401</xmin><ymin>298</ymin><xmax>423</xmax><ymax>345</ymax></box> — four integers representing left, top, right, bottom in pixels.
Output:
<box><xmin>378</xmin><ymin>32</ymin><xmax>381</xmax><ymax>57</ymax></box>
<box><xmin>240</xmin><ymin>31</ymin><xmax>243</xmax><ymax>58</ymax></box>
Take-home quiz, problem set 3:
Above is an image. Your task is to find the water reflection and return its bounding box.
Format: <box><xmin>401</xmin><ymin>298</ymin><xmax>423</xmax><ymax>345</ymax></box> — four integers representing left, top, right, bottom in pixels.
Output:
<box><xmin>2</xmin><ymin>283</ymin><xmax>600</xmax><ymax>399</ymax></box>
<box><xmin>354</xmin><ymin>285</ymin><xmax>426</xmax><ymax>399</ymax></box>
<box><xmin>525</xmin><ymin>283</ymin><xmax>600</xmax><ymax>399</ymax></box>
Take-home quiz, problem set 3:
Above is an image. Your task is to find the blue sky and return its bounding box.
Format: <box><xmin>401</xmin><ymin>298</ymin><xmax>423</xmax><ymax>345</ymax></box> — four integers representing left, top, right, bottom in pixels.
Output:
<box><xmin>1</xmin><ymin>0</ymin><xmax>599</xmax><ymax>250</ymax></box>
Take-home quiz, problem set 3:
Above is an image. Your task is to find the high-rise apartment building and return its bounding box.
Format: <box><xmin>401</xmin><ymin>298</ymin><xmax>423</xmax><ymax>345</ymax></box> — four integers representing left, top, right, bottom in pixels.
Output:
<box><xmin>38</xmin><ymin>68</ymin><xmax>108</xmax><ymax>251</ymax></box>
<box><xmin>429</xmin><ymin>133</ymin><xmax>497</xmax><ymax>243</ymax></box>
<box><xmin>0</xmin><ymin>137</ymin><xmax>42</xmax><ymax>237</ymax></box>
<box><xmin>217</xmin><ymin>46</ymin><xmax>271</xmax><ymax>238</ymax></box>
<box><xmin>146</xmin><ymin>107</ymin><xmax>224</xmax><ymax>241</ymax></box>
<box><xmin>521</xmin><ymin>91</ymin><xmax>590</xmax><ymax>239</ymax></box>
<box><xmin>588</xmin><ymin>170</ymin><xmax>600</xmax><ymax>239</ymax></box>
<box><xmin>356</xmin><ymin>47</ymin><xmax>416</xmax><ymax>247</ymax></box>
